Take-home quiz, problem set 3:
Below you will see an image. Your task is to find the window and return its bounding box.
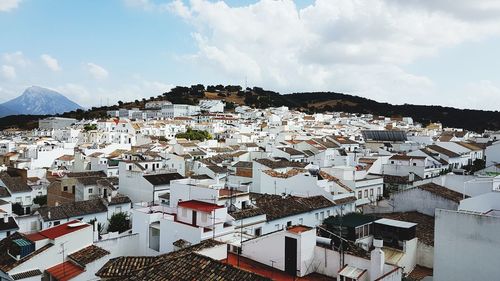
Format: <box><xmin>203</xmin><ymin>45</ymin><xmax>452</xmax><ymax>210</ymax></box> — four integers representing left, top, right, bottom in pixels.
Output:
<box><xmin>391</xmin><ymin>161</ymin><xmax>395</xmax><ymax>164</ymax></box>
<box><xmin>63</xmin><ymin>186</ymin><xmax>68</xmax><ymax>192</ymax></box>
<box><xmin>315</xmin><ymin>213</ymin><xmax>319</xmax><ymax>220</ymax></box>
<box><xmin>364</xmin><ymin>190</ymin><xmax>368</xmax><ymax>198</ymax></box>
<box><xmin>327</xmin><ymin>210</ymin><xmax>331</xmax><ymax>217</ymax></box>
<box><xmin>320</xmin><ymin>212</ymin><xmax>325</xmax><ymax>220</ymax></box>
<box><xmin>355</xmin><ymin>224</ymin><xmax>371</xmax><ymax>239</ymax></box>
<box><xmin>88</xmin><ymin>188</ymin><xmax>93</xmax><ymax>194</ymax></box>
<box><xmin>413</xmin><ymin>162</ymin><xmax>417</xmax><ymax>166</ymax></box>
<box><xmin>15</xmin><ymin>197</ymin><xmax>22</xmax><ymax>203</ymax></box>
<box><xmin>72</xmin><ymin>186</ymin><xmax>75</xmax><ymax>194</ymax></box>
<box><xmin>287</xmin><ymin>221</ymin><xmax>292</xmax><ymax>227</ymax></box>
<box><xmin>299</xmin><ymin>218</ymin><xmax>303</xmax><ymax>225</ymax></box>
<box><xmin>53</xmin><ymin>221</ymin><xmax>60</xmax><ymax>226</ymax></box>
<box><xmin>378</xmin><ymin>187</ymin><xmax>381</xmax><ymax>196</ymax></box>
<box><xmin>255</xmin><ymin>227</ymin><xmax>262</xmax><ymax>236</ymax></box>
<box><xmin>370</xmin><ymin>189</ymin><xmax>373</xmax><ymax>197</ymax></box>
<box><xmin>358</xmin><ymin>191</ymin><xmax>362</xmax><ymax>198</ymax></box>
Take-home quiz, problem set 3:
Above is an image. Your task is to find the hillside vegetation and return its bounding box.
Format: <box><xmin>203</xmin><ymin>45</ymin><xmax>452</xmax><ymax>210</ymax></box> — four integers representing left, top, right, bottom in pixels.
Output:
<box><xmin>1</xmin><ymin>84</ymin><xmax>499</xmax><ymax>132</ymax></box>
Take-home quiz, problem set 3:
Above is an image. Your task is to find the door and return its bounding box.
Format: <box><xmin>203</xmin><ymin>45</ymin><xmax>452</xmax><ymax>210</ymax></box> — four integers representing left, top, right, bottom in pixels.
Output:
<box><xmin>192</xmin><ymin>211</ymin><xmax>197</xmax><ymax>226</ymax></box>
<box><xmin>284</xmin><ymin>237</ymin><xmax>297</xmax><ymax>276</ymax></box>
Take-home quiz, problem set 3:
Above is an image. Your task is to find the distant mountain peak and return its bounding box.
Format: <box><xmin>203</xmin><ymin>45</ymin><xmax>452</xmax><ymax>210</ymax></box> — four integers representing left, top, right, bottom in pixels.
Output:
<box><xmin>0</xmin><ymin>86</ymin><xmax>83</xmax><ymax>117</ymax></box>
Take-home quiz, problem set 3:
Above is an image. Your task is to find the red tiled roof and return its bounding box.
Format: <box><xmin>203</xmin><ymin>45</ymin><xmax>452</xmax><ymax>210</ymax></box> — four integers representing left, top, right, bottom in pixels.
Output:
<box><xmin>178</xmin><ymin>200</ymin><xmax>224</xmax><ymax>213</ymax></box>
<box><xmin>287</xmin><ymin>225</ymin><xmax>312</xmax><ymax>234</ymax></box>
<box><xmin>25</xmin><ymin>232</ymin><xmax>46</xmax><ymax>242</ymax></box>
<box><xmin>37</xmin><ymin>220</ymin><xmax>90</xmax><ymax>240</ymax></box>
<box><xmin>46</xmin><ymin>261</ymin><xmax>84</xmax><ymax>281</ymax></box>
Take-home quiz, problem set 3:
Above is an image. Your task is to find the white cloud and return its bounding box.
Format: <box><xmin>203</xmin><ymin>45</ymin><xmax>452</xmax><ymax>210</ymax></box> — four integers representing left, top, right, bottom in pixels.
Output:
<box><xmin>0</xmin><ymin>0</ymin><xmax>21</xmax><ymax>12</ymax></box>
<box><xmin>40</xmin><ymin>54</ymin><xmax>61</xmax><ymax>71</ymax></box>
<box><xmin>86</xmin><ymin>63</ymin><xmax>109</xmax><ymax>80</ymax></box>
<box><xmin>55</xmin><ymin>77</ymin><xmax>172</xmax><ymax>107</ymax></box>
<box><xmin>1</xmin><ymin>65</ymin><xmax>16</xmax><ymax>80</ymax></box>
<box><xmin>167</xmin><ymin>0</ymin><xmax>500</xmax><ymax>108</ymax></box>
<box><xmin>2</xmin><ymin>51</ymin><xmax>30</xmax><ymax>67</ymax></box>
<box><xmin>455</xmin><ymin>80</ymin><xmax>500</xmax><ymax>111</ymax></box>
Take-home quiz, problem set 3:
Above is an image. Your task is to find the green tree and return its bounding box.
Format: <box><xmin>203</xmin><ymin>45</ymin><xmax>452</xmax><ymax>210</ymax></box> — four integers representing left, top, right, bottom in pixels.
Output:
<box><xmin>108</xmin><ymin>212</ymin><xmax>130</xmax><ymax>233</ymax></box>
<box><xmin>33</xmin><ymin>195</ymin><xmax>47</xmax><ymax>206</ymax></box>
<box><xmin>89</xmin><ymin>218</ymin><xmax>104</xmax><ymax>234</ymax></box>
<box><xmin>84</xmin><ymin>124</ymin><xmax>97</xmax><ymax>131</ymax></box>
<box><xmin>176</xmin><ymin>128</ymin><xmax>212</xmax><ymax>141</ymax></box>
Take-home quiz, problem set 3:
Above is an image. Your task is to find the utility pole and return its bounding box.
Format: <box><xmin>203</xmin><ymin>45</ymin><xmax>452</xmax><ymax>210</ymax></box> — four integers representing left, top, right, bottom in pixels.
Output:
<box><xmin>58</xmin><ymin>241</ymin><xmax>68</xmax><ymax>279</ymax></box>
<box><xmin>238</xmin><ymin>218</ymin><xmax>243</xmax><ymax>267</ymax></box>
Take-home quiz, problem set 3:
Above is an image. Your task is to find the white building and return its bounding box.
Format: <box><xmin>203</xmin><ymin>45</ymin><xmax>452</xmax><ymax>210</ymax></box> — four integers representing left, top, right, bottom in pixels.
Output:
<box><xmin>161</xmin><ymin>104</ymin><xmax>200</xmax><ymax>118</ymax></box>
<box><xmin>434</xmin><ymin>191</ymin><xmax>500</xmax><ymax>281</ymax></box>
<box><xmin>38</xmin><ymin>117</ymin><xmax>77</xmax><ymax>130</ymax></box>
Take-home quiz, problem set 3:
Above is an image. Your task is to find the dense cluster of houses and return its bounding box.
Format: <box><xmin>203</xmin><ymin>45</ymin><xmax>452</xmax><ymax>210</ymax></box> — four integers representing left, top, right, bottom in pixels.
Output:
<box><xmin>0</xmin><ymin>99</ymin><xmax>499</xmax><ymax>280</ymax></box>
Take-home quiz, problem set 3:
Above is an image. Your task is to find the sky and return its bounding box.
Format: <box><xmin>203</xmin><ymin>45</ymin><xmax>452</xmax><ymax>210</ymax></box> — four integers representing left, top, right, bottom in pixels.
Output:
<box><xmin>1</xmin><ymin>0</ymin><xmax>500</xmax><ymax>111</ymax></box>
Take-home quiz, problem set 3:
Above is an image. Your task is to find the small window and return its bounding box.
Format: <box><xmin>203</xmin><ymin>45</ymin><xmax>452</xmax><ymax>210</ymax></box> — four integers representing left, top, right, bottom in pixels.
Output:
<box><xmin>63</xmin><ymin>186</ymin><xmax>68</xmax><ymax>192</ymax></box>
<box><xmin>255</xmin><ymin>227</ymin><xmax>262</xmax><ymax>236</ymax></box>
<box><xmin>53</xmin><ymin>221</ymin><xmax>60</xmax><ymax>226</ymax></box>
<box><xmin>370</xmin><ymin>189</ymin><xmax>374</xmax><ymax>196</ymax></box>
<box><xmin>287</xmin><ymin>221</ymin><xmax>292</xmax><ymax>227</ymax></box>
<box><xmin>391</xmin><ymin>161</ymin><xmax>395</xmax><ymax>164</ymax></box>
<box><xmin>364</xmin><ymin>190</ymin><xmax>368</xmax><ymax>198</ymax></box>
<box><xmin>315</xmin><ymin>213</ymin><xmax>319</xmax><ymax>220</ymax></box>
<box><xmin>413</xmin><ymin>162</ymin><xmax>417</xmax><ymax>166</ymax></box>
<box><xmin>89</xmin><ymin>188</ymin><xmax>93</xmax><ymax>194</ymax></box>
<box><xmin>358</xmin><ymin>191</ymin><xmax>362</xmax><ymax>198</ymax></box>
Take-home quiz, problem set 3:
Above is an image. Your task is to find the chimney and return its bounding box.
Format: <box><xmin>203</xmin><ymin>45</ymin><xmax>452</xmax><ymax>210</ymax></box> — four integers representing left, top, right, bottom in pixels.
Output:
<box><xmin>107</xmin><ymin>195</ymin><xmax>112</xmax><ymax>203</ymax></box>
<box><xmin>370</xmin><ymin>239</ymin><xmax>385</xmax><ymax>281</ymax></box>
<box><xmin>48</xmin><ymin>211</ymin><xmax>51</xmax><ymax>220</ymax></box>
<box><xmin>3</xmin><ymin>214</ymin><xmax>8</xmax><ymax>223</ymax></box>
<box><xmin>93</xmin><ymin>220</ymin><xmax>99</xmax><ymax>241</ymax></box>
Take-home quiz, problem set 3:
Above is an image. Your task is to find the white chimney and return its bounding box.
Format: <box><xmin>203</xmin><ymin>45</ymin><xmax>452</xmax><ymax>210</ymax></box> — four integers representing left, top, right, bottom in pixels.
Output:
<box><xmin>48</xmin><ymin>211</ymin><xmax>51</xmax><ymax>220</ymax></box>
<box><xmin>107</xmin><ymin>195</ymin><xmax>112</xmax><ymax>203</ymax></box>
<box><xmin>409</xmin><ymin>172</ymin><xmax>415</xmax><ymax>182</ymax></box>
<box><xmin>370</xmin><ymin>239</ymin><xmax>385</xmax><ymax>281</ymax></box>
<box><xmin>3</xmin><ymin>214</ymin><xmax>8</xmax><ymax>223</ymax></box>
<box><xmin>93</xmin><ymin>220</ymin><xmax>99</xmax><ymax>241</ymax></box>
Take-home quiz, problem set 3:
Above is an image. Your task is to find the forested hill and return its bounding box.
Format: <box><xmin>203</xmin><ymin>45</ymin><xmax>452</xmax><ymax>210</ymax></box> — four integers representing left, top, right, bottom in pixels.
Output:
<box><xmin>0</xmin><ymin>84</ymin><xmax>499</xmax><ymax>132</ymax></box>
